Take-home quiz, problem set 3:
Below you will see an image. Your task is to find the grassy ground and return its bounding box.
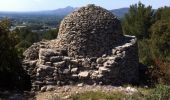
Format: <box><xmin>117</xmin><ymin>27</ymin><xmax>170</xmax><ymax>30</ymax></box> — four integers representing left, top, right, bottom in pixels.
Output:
<box><xmin>68</xmin><ymin>85</ymin><xmax>170</xmax><ymax>100</ymax></box>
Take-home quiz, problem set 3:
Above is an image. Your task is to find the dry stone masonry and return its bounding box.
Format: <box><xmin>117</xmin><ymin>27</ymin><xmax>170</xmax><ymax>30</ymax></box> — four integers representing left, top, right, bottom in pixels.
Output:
<box><xmin>23</xmin><ymin>4</ymin><xmax>139</xmax><ymax>91</ymax></box>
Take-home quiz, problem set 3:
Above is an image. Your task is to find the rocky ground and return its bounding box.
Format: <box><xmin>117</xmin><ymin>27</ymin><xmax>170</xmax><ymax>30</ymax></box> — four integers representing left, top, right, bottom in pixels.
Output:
<box><xmin>0</xmin><ymin>84</ymin><xmax>138</xmax><ymax>100</ymax></box>
<box><xmin>36</xmin><ymin>85</ymin><xmax>138</xmax><ymax>100</ymax></box>
<box><xmin>0</xmin><ymin>85</ymin><xmax>138</xmax><ymax>100</ymax></box>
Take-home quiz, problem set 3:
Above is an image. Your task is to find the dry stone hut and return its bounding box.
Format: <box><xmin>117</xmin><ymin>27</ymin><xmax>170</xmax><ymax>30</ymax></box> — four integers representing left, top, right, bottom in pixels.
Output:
<box><xmin>23</xmin><ymin>4</ymin><xmax>139</xmax><ymax>91</ymax></box>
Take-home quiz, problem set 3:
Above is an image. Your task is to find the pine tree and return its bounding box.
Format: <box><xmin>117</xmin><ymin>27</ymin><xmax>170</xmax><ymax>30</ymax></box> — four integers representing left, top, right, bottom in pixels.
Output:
<box><xmin>122</xmin><ymin>2</ymin><xmax>154</xmax><ymax>39</ymax></box>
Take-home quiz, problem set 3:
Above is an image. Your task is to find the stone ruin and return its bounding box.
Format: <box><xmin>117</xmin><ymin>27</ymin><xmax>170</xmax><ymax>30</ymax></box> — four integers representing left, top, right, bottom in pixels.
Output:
<box><xmin>22</xmin><ymin>4</ymin><xmax>139</xmax><ymax>91</ymax></box>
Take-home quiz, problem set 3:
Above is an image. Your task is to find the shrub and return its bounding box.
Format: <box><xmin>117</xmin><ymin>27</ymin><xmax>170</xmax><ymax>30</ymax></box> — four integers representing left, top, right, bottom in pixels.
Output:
<box><xmin>0</xmin><ymin>19</ymin><xmax>31</xmax><ymax>90</ymax></box>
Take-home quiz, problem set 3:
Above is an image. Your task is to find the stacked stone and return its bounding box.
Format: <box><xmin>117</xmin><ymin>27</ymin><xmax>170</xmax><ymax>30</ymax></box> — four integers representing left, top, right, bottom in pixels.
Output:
<box><xmin>23</xmin><ymin>35</ymin><xmax>138</xmax><ymax>91</ymax></box>
<box><xmin>56</xmin><ymin>4</ymin><xmax>123</xmax><ymax>58</ymax></box>
<box><xmin>22</xmin><ymin>4</ymin><xmax>139</xmax><ymax>91</ymax></box>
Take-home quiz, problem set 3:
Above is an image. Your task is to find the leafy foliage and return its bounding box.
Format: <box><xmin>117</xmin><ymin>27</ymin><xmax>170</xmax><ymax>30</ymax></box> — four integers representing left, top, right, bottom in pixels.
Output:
<box><xmin>0</xmin><ymin>19</ymin><xmax>31</xmax><ymax>90</ymax></box>
<box><xmin>122</xmin><ymin>2</ymin><xmax>170</xmax><ymax>85</ymax></box>
<box><xmin>150</xmin><ymin>8</ymin><xmax>170</xmax><ymax>61</ymax></box>
<box><xmin>122</xmin><ymin>2</ymin><xmax>154</xmax><ymax>39</ymax></box>
<box><xmin>42</xmin><ymin>29</ymin><xmax>58</xmax><ymax>40</ymax></box>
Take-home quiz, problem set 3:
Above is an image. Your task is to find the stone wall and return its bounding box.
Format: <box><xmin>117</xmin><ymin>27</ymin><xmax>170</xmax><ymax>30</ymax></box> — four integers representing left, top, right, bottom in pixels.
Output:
<box><xmin>22</xmin><ymin>4</ymin><xmax>139</xmax><ymax>91</ymax></box>
<box><xmin>23</xmin><ymin>35</ymin><xmax>138</xmax><ymax>91</ymax></box>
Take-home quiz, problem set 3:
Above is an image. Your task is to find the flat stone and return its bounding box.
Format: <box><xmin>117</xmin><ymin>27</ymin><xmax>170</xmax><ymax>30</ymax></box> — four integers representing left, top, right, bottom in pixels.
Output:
<box><xmin>46</xmin><ymin>85</ymin><xmax>55</xmax><ymax>91</ymax></box>
<box><xmin>77</xmin><ymin>83</ymin><xmax>84</xmax><ymax>87</ymax></box>
<box><xmin>50</xmin><ymin>56</ymin><xmax>63</xmax><ymax>62</ymax></box>
<box><xmin>63</xmin><ymin>69</ymin><xmax>70</xmax><ymax>74</ymax></box>
<box><xmin>34</xmin><ymin>81</ymin><xmax>44</xmax><ymax>85</ymax></box>
<box><xmin>78</xmin><ymin>71</ymin><xmax>89</xmax><ymax>78</ymax></box>
<box><xmin>39</xmin><ymin>49</ymin><xmax>56</xmax><ymax>57</ymax></box>
<box><xmin>53</xmin><ymin>61</ymin><xmax>65</xmax><ymax>68</ymax></box>
<box><xmin>45</xmin><ymin>62</ymin><xmax>52</xmax><ymax>66</ymax></box>
<box><xmin>37</xmin><ymin>64</ymin><xmax>55</xmax><ymax>72</ymax></box>
<box><xmin>71</xmin><ymin>68</ymin><xmax>78</xmax><ymax>73</ymax></box>
<box><xmin>63</xmin><ymin>56</ymin><xmax>71</xmax><ymax>61</ymax></box>
<box><xmin>70</xmin><ymin>60</ymin><xmax>79</xmax><ymax>65</ymax></box>
<box><xmin>46</xmin><ymin>81</ymin><xmax>55</xmax><ymax>85</ymax></box>
<box><xmin>99</xmin><ymin>67</ymin><xmax>110</xmax><ymax>73</ymax></box>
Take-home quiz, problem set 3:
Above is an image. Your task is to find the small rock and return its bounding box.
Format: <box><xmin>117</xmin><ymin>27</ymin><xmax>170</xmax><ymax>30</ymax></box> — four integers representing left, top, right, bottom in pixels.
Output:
<box><xmin>63</xmin><ymin>69</ymin><xmax>70</xmax><ymax>74</ymax></box>
<box><xmin>71</xmin><ymin>68</ymin><xmax>78</xmax><ymax>73</ymax></box>
<box><xmin>62</xmin><ymin>95</ymin><xmax>70</xmax><ymax>99</ymax></box>
<box><xmin>63</xmin><ymin>56</ymin><xmax>71</xmax><ymax>61</ymax></box>
<box><xmin>34</xmin><ymin>81</ymin><xmax>44</xmax><ymax>85</ymax></box>
<box><xmin>53</xmin><ymin>61</ymin><xmax>65</xmax><ymax>68</ymax></box>
<box><xmin>77</xmin><ymin>83</ymin><xmax>84</xmax><ymax>87</ymax></box>
<box><xmin>103</xmin><ymin>61</ymin><xmax>112</xmax><ymax>68</ymax></box>
<box><xmin>46</xmin><ymin>81</ymin><xmax>55</xmax><ymax>85</ymax></box>
<box><xmin>50</xmin><ymin>56</ymin><xmax>63</xmax><ymax>62</ymax></box>
<box><xmin>112</xmin><ymin>49</ymin><xmax>117</xmax><ymax>55</ymax></box>
<box><xmin>45</xmin><ymin>62</ymin><xmax>52</xmax><ymax>66</ymax></box>
<box><xmin>57</xmin><ymin>81</ymin><xmax>61</xmax><ymax>86</ymax></box>
<box><xmin>90</xmin><ymin>57</ymin><xmax>97</xmax><ymax>62</ymax></box>
<box><xmin>96</xmin><ymin>57</ymin><xmax>105</xmax><ymax>64</ymax></box>
<box><xmin>70</xmin><ymin>59</ymin><xmax>79</xmax><ymax>65</ymax></box>
<box><xmin>78</xmin><ymin>71</ymin><xmax>89</xmax><ymax>78</ymax></box>
<box><xmin>46</xmin><ymin>85</ymin><xmax>55</xmax><ymax>91</ymax></box>
<box><xmin>72</xmin><ymin>74</ymin><xmax>78</xmax><ymax>79</ymax></box>
<box><xmin>37</xmin><ymin>64</ymin><xmax>54</xmax><ymax>71</ymax></box>
<box><xmin>102</xmin><ymin>54</ymin><xmax>107</xmax><ymax>57</ymax></box>
<box><xmin>82</xmin><ymin>59</ymin><xmax>91</xmax><ymax>68</ymax></box>
<box><xmin>39</xmin><ymin>49</ymin><xmax>56</xmax><ymax>57</ymax></box>
<box><xmin>29</xmin><ymin>60</ymin><xmax>37</xmax><ymax>67</ymax></box>
<box><xmin>99</xmin><ymin>81</ymin><xmax>103</xmax><ymax>85</ymax></box>
<box><xmin>99</xmin><ymin>67</ymin><xmax>110</xmax><ymax>73</ymax></box>
<box><xmin>40</xmin><ymin>86</ymin><xmax>47</xmax><ymax>92</ymax></box>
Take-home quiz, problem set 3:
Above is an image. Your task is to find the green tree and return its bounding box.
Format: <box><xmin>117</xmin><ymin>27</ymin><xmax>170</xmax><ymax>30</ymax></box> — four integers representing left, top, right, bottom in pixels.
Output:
<box><xmin>0</xmin><ymin>19</ymin><xmax>31</xmax><ymax>90</ymax></box>
<box><xmin>122</xmin><ymin>2</ymin><xmax>154</xmax><ymax>39</ymax></box>
<box><xmin>42</xmin><ymin>29</ymin><xmax>58</xmax><ymax>40</ymax></box>
<box><xmin>150</xmin><ymin>7</ymin><xmax>170</xmax><ymax>61</ymax></box>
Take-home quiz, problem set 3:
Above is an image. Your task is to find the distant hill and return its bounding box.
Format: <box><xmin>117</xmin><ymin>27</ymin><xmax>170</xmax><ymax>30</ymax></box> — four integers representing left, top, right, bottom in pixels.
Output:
<box><xmin>0</xmin><ymin>6</ymin><xmax>129</xmax><ymax>18</ymax></box>
<box><xmin>110</xmin><ymin>8</ymin><xmax>129</xmax><ymax>18</ymax></box>
<box><xmin>52</xmin><ymin>6</ymin><xmax>76</xmax><ymax>15</ymax></box>
<box><xmin>49</xmin><ymin>6</ymin><xmax>129</xmax><ymax>18</ymax></box>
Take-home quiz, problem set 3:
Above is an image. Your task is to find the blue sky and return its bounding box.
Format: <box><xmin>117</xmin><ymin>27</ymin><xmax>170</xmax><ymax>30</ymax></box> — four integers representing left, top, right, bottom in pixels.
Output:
<box><xmin>0</xmin><ymin>0</ymin><xmax>169</xmax><ymax>12</ymax></box>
